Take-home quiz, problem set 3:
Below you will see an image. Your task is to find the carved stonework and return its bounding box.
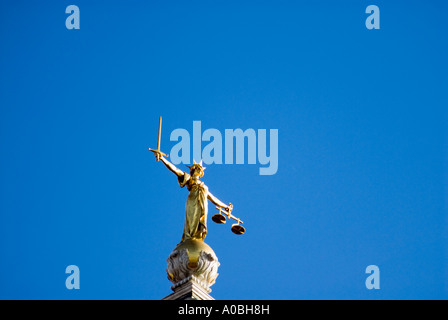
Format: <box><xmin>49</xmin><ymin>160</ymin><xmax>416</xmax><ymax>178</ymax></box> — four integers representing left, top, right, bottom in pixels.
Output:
<box><xmin>166</xmin><ymin>239</ymin><xmax>219</xmax><ymax>293</ymax></box>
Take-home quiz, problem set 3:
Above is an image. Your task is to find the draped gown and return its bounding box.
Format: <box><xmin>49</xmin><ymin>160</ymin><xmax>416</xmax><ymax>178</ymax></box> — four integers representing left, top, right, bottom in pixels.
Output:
<box><xmin>178</xmin><ymin>172</ymin><xmax>209</xmax><ymax>241</ymax></box>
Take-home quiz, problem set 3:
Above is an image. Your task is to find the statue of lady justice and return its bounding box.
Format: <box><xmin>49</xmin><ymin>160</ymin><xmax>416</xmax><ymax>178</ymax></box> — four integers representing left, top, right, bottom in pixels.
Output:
<box><xmin>149</xmin><ymin>117</ymin><xmax>243</xmax><ymax>244</ymax></box>
<box><xmin>153</xmin><ymin>152</ymin><xmax>233</xmax><ymax>242</ymax></box>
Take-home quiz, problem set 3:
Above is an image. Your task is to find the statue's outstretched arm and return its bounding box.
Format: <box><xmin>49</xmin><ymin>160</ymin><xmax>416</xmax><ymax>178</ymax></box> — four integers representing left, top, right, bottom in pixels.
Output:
<box><xmin>208</xmin><ymin>192</ymin><xmax>232</xmax><ymax>212</ymax></box>
<box><xmin>155</xmin><ymin>153</ymin><xmax>183</xmax><ymax>178</ymax></box>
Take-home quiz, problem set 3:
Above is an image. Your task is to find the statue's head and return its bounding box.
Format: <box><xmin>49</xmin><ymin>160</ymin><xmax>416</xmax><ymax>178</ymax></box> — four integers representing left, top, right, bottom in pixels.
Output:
<box><xmin>187</xmin><ymin>160</ymin><xmax>205</xmax><ymax>178</ymax></box>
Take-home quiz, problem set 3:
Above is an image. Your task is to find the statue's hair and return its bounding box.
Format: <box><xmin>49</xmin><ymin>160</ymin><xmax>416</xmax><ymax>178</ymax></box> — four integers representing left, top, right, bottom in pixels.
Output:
<box><xmin>188</xmin><ymin>164</ymin><xmax>204</xmax><ymax>177</ymax></box>
<box><xmin>187</xmin><ymin>160</ymin><xmax>205</xmax><ymax>177</ymax></box>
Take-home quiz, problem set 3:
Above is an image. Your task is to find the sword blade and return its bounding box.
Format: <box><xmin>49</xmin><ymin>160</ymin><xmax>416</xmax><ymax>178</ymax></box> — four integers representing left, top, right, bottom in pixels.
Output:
<box><xmin>157</xmin><ymin>116</ymin><xmax>162</xmax><ymax>151</ymax></box>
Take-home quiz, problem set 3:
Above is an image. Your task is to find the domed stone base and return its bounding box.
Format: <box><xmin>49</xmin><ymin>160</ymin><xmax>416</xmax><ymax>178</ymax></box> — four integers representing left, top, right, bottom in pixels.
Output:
<box><xmin>164</xmin><ymin>239</ymin><xmax>220</xmax><ymax>299</ymax></box>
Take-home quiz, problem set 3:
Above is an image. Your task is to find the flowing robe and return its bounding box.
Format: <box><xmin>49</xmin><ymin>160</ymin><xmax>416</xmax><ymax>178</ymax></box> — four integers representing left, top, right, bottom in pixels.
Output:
<box><xmin>178</xmin><ymin>172</ymin><xmax>209</xmax><ymax>241</ymax></box>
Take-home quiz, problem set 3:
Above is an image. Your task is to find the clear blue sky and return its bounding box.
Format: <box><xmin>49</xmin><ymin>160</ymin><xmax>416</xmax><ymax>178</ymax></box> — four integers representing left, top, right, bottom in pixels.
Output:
<box><xmin>0</xmin><ymin>0</ymin><xmax>447</xmax><ymax>299</ymax></box>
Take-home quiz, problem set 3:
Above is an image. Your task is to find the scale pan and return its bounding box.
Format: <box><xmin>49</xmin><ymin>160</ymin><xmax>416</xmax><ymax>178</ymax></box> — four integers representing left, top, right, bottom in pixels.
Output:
<box><xmin>231</xmin><ymin>224</ymin><xmax>245</xmax><ymax>235</ymax></box>
<box><xmin>212</xmin><ymin>213</ymin><xmax>226</xmax><ymax>224</ymax></box>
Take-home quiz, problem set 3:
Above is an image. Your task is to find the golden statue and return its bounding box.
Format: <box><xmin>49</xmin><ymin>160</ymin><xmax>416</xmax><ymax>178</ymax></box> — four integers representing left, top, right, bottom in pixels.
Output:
<box><xmin>149</xmin><ymin>117</ymin><xmax>244</xmax><ymax>243</ymax></box>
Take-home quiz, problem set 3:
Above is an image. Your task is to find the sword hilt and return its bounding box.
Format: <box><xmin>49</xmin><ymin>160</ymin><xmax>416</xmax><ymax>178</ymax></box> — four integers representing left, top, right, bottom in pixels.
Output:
<box><xmin>148</xmin><ymin>148</ymin><xmax>168</xmax><ymax>160</ymax></box>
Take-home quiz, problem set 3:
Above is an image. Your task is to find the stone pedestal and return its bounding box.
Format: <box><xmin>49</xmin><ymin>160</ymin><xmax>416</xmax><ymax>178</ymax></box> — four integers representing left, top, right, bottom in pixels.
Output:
<box><xmin>162</xmin><ymin>239</ymin><xmax>219</xmax><ymax>300</ymax></box>
<box><xmin>162</xmin><ymin>278</ymin><xmax>215</xmax><ymax>300</ymax></box>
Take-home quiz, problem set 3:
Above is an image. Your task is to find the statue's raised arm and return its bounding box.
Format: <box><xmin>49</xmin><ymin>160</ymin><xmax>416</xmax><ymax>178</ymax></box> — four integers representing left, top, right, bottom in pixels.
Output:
<box><xmin>155</xmin><ymin>152</ymin><xmax>183</xmax><ymax>178</ymax></box>
<box><xmin>147</xmin><ymin>116</ymin><xmax>183</xmax><ymax>178</ymax></box>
